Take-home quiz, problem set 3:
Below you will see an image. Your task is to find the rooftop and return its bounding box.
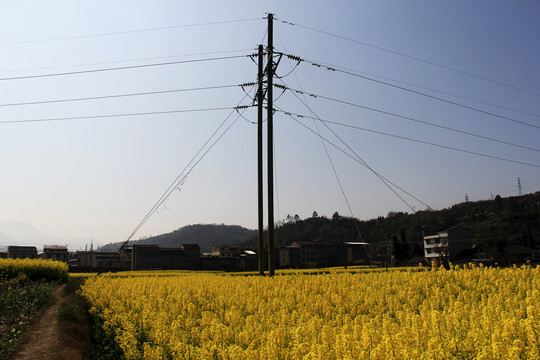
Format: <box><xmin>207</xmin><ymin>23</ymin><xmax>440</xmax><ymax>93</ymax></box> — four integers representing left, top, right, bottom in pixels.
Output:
<box><xmin>44</xmin><ymin>245</ymin><xmax>68</xmax><ymax>250</ymax></box>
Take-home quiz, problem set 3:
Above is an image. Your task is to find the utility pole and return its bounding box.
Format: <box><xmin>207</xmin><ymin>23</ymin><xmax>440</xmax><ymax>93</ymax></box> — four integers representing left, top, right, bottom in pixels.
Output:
<box><xmin>257</xmin><ymin>44</ymin><xmax>265</xmax><ymax>275</ymax></box>
<box><xmin>267</xmin><ymin>13</ymin><xmax>275</xmax><ymax>276</ymax></box>
<box><xmin>518</xmin><ymin>177</ymin><xmax>523</xmax><ymax>196</ymax></box>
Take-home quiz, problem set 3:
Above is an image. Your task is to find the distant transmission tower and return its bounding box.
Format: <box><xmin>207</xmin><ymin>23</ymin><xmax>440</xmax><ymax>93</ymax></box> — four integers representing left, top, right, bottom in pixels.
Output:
<box><xmin>518</xmin><ymin>177</ymin><xmax>523</xmax><ymax>196</ymax></box>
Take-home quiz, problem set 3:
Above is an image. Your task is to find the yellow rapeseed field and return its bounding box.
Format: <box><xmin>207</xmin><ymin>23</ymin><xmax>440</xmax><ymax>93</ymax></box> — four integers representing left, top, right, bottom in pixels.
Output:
<box><xmin>0</xmin><ymin>258</ymin><xmax>69</xmax><ymax>282</ymax></box>
<box><xmin>81</xmin><ymin>265</ymin><xmax>540</xmax><ymax>360</ymax></box>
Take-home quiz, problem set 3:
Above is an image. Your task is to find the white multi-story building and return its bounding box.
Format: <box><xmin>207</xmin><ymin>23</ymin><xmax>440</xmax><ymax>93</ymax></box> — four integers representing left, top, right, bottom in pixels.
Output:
<box><xmin>424</xmin><ymin>226</ymin><xmax>473</xmax><ymax>263</ymax></box>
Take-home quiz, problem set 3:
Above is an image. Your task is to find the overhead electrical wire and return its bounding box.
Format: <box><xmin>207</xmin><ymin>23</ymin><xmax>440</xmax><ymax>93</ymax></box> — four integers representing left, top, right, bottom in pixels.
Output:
<box><xmin>276</xmin><ymin>80</ymin><xmax>431</xmax><ymax>211</ymax></box>
<box><xmin>276</xmin><ymin>77</ymin><xmax>426</xmax><ymax>212</ymax></box>
<box><xmin>275</xmin><ymin>35</ymin><xmax>368</xmax><ymax>245</ymax></box>
<box><xmin>294</xmin><ymin>57</ymin><xmax>540</xmax><ymax>119</ymax></box>
<box><xmin>0</xmin><ymin>106</ymin><xmax>250</xmax><ymax>125</ymax></box>
<box><xmin>125</xmin><ymin>92</ymin><xmax>253</xmax><ymax>243</ymax></box>
<box><xmin>281</xmin><ymin>53</ymin><xmax>540</xmax><ymax>131</ymax></box>
<box><xmin>275</xmin><ymin>84</ymin><xmax>540</xmax><ymax>153</ymax></box>
<box><xmin>279</xmin><ymin>57</ymin><xmax>369</xmax><ymax>242</ymax></box>
<box><xmin>275</xmin><ymin>109</ymin><xmax>540</xmax><ymax>169</ymax></box>
<box><xmin>125</xmin><ymin>111</ymin><xmax>240</xmax><ymax>242</ymax></box>
<box><xmin>277</xmin><ymin>18</ymin><xmax>540</xmax><ymax>97</ymax></box>
<box><xmin>0</xmin><ymin>49</ymin><xmax>254</xmax><ymax>74</ymax></box>
<box><xmin>0</xmin><ymin>54</ymin><xmax>250</xmax><ymax>81</ymax></box>
<box><xmin>277</xmin><ymin>41</ymin><xmax>436</xmax><ymax>252</ymax></box>
<box><xmin>261</xmin><ymin>25</ymin><xmax>269</xmax><ymax>47</ymax></box>
<box><xmin>236</xmin><ymin>108</ymin><xmax>258</xmax><ymax>125</ymax></box>
<box><xmin>0</xmin><ymin>84</ymin><xmax>241</xmax><ymax>107</ymax></box>
<box><xmin>273</xmin><ymin>130</ymin><xmax>281</xmax><ymax>228</ymax></box>
<box><xmin>275</xmin><ymin>104</ymin><xmax>429</xmax><ymax>212</ymax></box>
<box><xmin>312</xmin><ymin>110</ymin><xmax>371</xmax><ymax>237</ymax></box>
<box><xmin>319</xmin><ymin>112</ymin><xmax>433</xmax><ymax>211</ymax></box>
<box><xmin>0</xmin><ymin>18</ymin><xmax>262</xmax><ymax>45</ymax></box>
<box><xmin>276</xmin><ymin>27</ymin><xmax>374</xmax><ymax>248</ymax></box>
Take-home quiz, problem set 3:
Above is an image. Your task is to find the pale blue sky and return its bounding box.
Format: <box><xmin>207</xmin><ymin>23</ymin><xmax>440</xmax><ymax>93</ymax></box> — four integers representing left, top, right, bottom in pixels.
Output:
<box><xmin>1</xmin><ymin>0</ymin><xmax>539</xmax><ymax>249</ymax></box>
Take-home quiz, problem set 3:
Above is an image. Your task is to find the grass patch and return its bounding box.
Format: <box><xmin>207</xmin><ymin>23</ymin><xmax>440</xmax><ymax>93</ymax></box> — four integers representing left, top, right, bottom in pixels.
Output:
<box><xmin>0</xmin><ymin>275</ymin><xmax>56</xmax><ymax>357</ymax></box>
<box><xmin>56</xmin><ymin>277</ymin><xmax>125</xmax><ymax>360</ymax></box>
<box><xmin>53</xmin><ymin>278</ymin><xmax>92</xmax><ymax>360</ymax></box>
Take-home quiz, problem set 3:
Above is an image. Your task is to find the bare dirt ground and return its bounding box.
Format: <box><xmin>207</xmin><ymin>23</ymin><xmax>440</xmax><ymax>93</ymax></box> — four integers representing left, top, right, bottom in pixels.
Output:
<box><xmin>13</xmin><ymin>285</ymin><xmax>88</xmax><ymax>360</ymax></box>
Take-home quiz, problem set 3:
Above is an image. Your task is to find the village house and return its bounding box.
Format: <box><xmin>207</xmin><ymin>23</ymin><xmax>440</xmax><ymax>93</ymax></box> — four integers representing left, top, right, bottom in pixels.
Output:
<box><xmin>502</xmin><ymin>239</ymin><xmax>540</xmax><ymax>266</ymax></box>
<box><xmin>42</xmin><ymin>245</ymin><xmax>69</xmax><ymax>262</ymax></box>
<box><xmin>423</xmin><ymin>226</ymin><xmax>473</xmax><ymax>263</ymax></box>
<box><xmin>7</xmin><ymin>245</ymin><xmax>38</xmax><ymax>259</ymax></box>
<box><xmin>279</xmin><ymin>241</ymin><xmax>371</xmax><ymax>268</ymax></box>
<box><xmin>68</xmin><ymin>250</ymin><xmax>94</xmax><ymax>270</ymax></box>
<box><xmin>131</xmin><ymin>244</ymin><xmax>200</xmax><ymax>271</ymax></box>
<box><xmin>211</xmin><ymin>245</ymin><xmax>242</xmax><ymax>258</ymax></box>
<box><xmin>69</xmin><ymin>250</ymin><xmax>124</xmax><ymax>271</ymax></box>
<box><xmin>201</xmin><ymin>246</ymin><xmax>258</xmax><ymax>271</ymax></box>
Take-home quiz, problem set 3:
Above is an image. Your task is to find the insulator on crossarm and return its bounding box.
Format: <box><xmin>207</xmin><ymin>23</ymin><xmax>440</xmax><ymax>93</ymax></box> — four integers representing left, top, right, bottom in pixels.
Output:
<box><xmin>286</xmin><ymin>54</ymin><xmax>302</xmax><ymax>62</ymax></box>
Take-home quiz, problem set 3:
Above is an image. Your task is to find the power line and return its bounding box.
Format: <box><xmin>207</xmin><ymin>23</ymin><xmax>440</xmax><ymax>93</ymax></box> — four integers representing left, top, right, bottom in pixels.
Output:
<box><xmin>295</xmin><ymin>57</ymin><xmax>540</xmax><ymax>120</ymax></box>
<box><xmin>275</xmin><ymin>49</ymin><xmax>432</xmax><ymax>216</ymax></box>
<box><xmin>282</xmin><ymin>54</ymin><xmax>540</xmax><ymax>130</ymax></box>
<box><xmin>276</xmin><ymin>25</ymin><xmax>375</xmax><ymax>251</ymax></box>
<box><xmin>0</xmin><ymin>106</ymin><xmax>250</xmax><ymax>125</ymax></box>
<box><xmin>276</xmin><ymin>109</ymin><xmax>540</xmax><ymax>169</ymax></box>
<box><xmin>125</xmin><ymin>94</ymin><xmax>252</xmax><ymax>243</ymax></box>
<box><xmin>276</xmin><ymin>52</ymin><xmax>370</xmax><ymax>241</ymax></box>
<box><xmin>1</xmin><ymin>18</ymin><xmax>262</xmax><ymax>45</ymax></box>
<box><xmin>0</xmin><ymin>49</ymin><xmax>254</xmax><ymax>74</ymax></box>
<box><xmin>276</xmin><ymin>80</ymin><xmax>428</xmax><ymax>212</ymax></box>
<box><xmin>0</xmin><ymin>54</ymin><xmax>250</xmax><ymax>81</ymax></box>
<box><xmin>276</xmin><ymin>72</ymin><xmax>428</xmax><ymax>213</ymax></box>
<box><xmin>314</xmin><ymin>113</ymin><xmax>370</xmax><ymax>238</ymax></box>
<box><xmin>0</xmin><ymin>84</ymin><xmax>241</xmax><ymax>107</ymax></box>
<box><xmin>275</xmin><ymin>105</ymin><xmax>430</xmax><ymax>211</ymax></box>
<box><xmin>278</xmin><ymin>18</ymin><xmax>540</xmax><ymax>97</ymax></box>
<box><xmin>275</xmin><ymin>84</ymin><xmax>540</xmax><ymax>153</ymax></box>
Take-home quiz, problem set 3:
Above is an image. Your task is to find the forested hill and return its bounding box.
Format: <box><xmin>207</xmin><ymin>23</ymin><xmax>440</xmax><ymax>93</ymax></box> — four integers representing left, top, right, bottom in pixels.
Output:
<box><xmin>98</xmin><ymin>192</ymin><xmax>539</xmax><ymax>263</ymax></box>
<box><xmin>242</xmin><ymin>192</ymin><xmax>540</xmax><ymax>263</ymax></box>
<box><xmin>98</xmin><ymin>224</ymin><xmax>256</xmax><ymax>253</ymax></box>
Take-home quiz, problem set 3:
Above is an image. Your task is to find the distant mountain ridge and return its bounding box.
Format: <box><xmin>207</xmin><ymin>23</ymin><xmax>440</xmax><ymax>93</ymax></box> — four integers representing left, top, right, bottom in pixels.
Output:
<box><xmin>0</xmin><ymin>221</ymin><xmax>64</xmax><ymax>250</ymax></box>
<box><xmin>98</xmin><ymin>224</ymin><xmax>257</xmax><ymax>253</ymax></box>
<box><xmin>94</xmin><ymin>192</ymin><xmax>540</xmax><ymax>265</ymax></box>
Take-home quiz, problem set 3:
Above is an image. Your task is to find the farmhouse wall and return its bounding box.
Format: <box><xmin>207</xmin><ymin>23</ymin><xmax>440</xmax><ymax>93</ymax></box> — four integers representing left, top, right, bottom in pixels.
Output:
<box><xmin>8</xmin><ymin>246</ymin><xmax>38</xmax><ymax>259</ymax></box>
<box><xmin>132</xmin><ymin>244</ymin><xmax>201</xmax><ymax>271</ymax></box>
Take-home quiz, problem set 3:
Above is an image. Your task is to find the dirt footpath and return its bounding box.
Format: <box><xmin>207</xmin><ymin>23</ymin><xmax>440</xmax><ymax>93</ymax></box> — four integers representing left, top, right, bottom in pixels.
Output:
<box><xmin>13</xmin><ymin>285</ymin><xmax>85</xmax><ymax>360</ymax></box>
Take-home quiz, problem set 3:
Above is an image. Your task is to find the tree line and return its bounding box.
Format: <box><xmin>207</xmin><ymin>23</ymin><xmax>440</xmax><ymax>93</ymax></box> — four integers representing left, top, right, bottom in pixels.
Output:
<box><xmin>243</xmin><ymin>192</ymin><xmax>540</xmax><ymax>265</ymax></box>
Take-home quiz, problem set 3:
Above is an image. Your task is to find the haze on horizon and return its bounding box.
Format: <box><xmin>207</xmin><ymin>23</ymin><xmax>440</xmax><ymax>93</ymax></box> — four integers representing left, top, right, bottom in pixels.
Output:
<box><xmin>1</xmin><ymin>0</ymin><xmax>539</xmax><ymax>250</ymax></box>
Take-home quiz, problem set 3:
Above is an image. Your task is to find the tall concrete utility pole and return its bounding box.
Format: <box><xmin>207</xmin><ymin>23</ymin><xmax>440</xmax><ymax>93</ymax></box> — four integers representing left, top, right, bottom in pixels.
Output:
<box><xmin>267</xmin><ymin>13</ymin><xmax>276</xmax><ymax>276</ymax></box>
<box><xmin>257</xmin><ymin>44</ymin><xmax>265</xmax><ymax>275</ymax></box>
